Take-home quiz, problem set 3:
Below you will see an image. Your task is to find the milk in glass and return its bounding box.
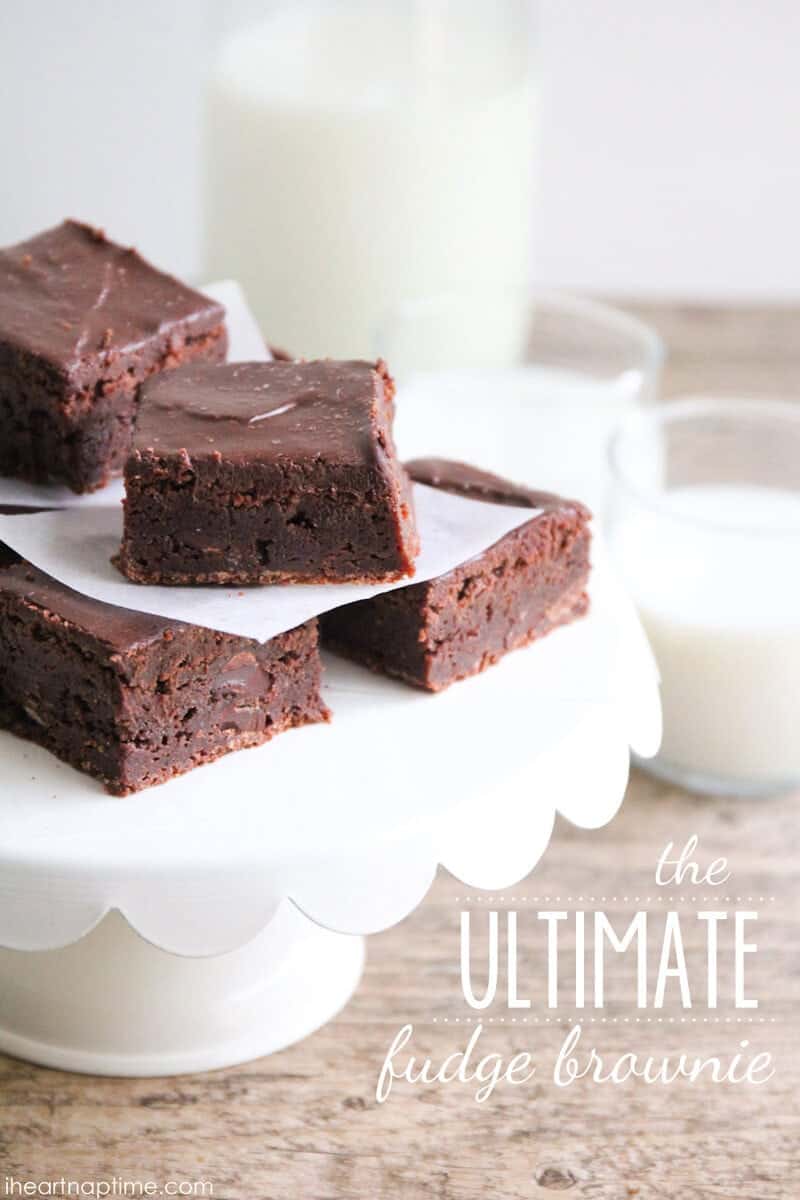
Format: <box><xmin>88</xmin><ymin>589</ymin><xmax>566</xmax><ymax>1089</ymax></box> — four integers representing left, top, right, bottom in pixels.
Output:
<box><xmin>206</xmin><ymin>1</ymin><xmax>534</xmax><ymax>358</ymax></box>
<box><xmin>610</xmin><ymin>484</ymin><xmax>800</xmax><ymax>789</ymax></box>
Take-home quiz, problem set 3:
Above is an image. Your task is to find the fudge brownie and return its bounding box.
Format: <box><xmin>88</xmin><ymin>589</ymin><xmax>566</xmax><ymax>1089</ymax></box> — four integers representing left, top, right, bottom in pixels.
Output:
<box><xmin>0</xmin><ymin>220</ymin><xmax>227</xmax><ymax>493</ymax></box>
<box><xmin>321</xmin><ymin>459</ymin><xmax>591</xmax><ymax>691</ymax></box>
<box><xmin>0</xmin><ymin>541</ymin><xmax>20</xmax><ymax>568</ymax></box>
<box><xmin>0</xmin><ymin>558</ymin><xmax>329</xmax><ymax>795</ymax></box>
<box><xmin>116</xmin><ymin>358</ymin><xmax>419</xmax><ymax>585</ymax></box>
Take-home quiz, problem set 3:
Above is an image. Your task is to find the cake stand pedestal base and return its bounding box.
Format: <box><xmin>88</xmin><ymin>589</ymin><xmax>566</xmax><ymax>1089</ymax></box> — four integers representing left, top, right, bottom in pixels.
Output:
<box><xmin>0</xmin><ymin>905</ymin><xmax>365</xmax><ymax>1077</ymax></box>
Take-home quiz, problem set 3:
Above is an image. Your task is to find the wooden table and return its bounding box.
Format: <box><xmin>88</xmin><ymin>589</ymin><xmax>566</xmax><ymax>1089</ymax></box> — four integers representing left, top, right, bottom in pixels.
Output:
<box><xmin>1</xmin><ymin>305</ymin><xmax>798</xmax><ymax>1199</ymax></box>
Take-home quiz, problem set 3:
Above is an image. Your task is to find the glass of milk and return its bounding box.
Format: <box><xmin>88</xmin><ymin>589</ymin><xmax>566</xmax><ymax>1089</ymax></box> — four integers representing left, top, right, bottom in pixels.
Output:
<box><xmin>378</xmin><ymin>288</ymin><xmax>663</xmax><ymax>513</ymax></box>
<box><xmin>608</xmin><ymin>397</ymin><xmax>800</xmax><ymax>796</ymax></box>
<box><xmin>205</xmin><ymin>0</ymin><xmax>535</xmax><ymax>359</ymax></box>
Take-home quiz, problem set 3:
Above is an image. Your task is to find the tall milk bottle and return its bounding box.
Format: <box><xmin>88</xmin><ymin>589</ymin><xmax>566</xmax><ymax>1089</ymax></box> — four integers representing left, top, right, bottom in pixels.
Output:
<box><xmin>205</xmin><ymin>0</ymin><xmax>535</xmax><ymax>359</ymax></box>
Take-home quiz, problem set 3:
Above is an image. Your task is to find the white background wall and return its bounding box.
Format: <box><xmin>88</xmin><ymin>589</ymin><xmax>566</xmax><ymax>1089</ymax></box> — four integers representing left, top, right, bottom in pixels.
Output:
<box><xmin>537</xmin><ymin>1</ymin><xmax>800</xmax><ymax>299</ymax></box>
<box><xmin>1</xmin><ymin>0</ymin><xmax>798</xmax><ymax>298</ymax></box>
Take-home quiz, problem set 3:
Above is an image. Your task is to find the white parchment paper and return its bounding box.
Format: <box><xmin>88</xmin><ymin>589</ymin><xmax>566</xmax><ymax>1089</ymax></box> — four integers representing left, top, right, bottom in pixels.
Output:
<box><xmin>0</xmin><ymin>279</ymin><xmax>270</xmax><ymax>510</ymax></box>
<box><xmin>0</xmin><ymin>486</ymin><xmax>537</xmax><ymax>641</ymax></box>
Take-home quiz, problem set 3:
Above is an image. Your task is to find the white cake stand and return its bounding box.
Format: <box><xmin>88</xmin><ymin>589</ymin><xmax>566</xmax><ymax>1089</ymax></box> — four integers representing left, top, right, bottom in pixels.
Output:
<box><xmin>0</xmin><ymin>545</ymin><xmax>660</xmax><ymax>1076</ymax></box>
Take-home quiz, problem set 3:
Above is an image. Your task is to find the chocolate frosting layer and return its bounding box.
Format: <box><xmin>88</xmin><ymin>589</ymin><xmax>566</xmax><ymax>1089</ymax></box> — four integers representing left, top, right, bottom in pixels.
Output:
<box><xmin>406</xmin><ymin>458</ymin><xmax>591</xmax><ymax>518</ymax></box>
<box><xmin>134</xmin><ymin>359</ymin><xmax>393</xmax><ymax>466</ymax></box>
<box><xmin>0</xmin><ymin>559</ymin><xmax>183</xmax><ymax>651</ymax></box>
<box><xmin>0</xmin><ymin>220</ymin><xmax>224</xmax><ymax>383</ymax></box>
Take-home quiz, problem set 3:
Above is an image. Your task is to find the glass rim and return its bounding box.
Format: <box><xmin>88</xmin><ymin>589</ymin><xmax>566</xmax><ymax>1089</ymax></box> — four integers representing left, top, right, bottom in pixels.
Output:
<box><xmin>374</xmin><ymin>286</ymin><xmax>665</xmax><ymax>374</ymax></box>
<box><xmin>608</xmin><ymin>395</ymin><xmax>800</xmax><ymax>536</ymax></box>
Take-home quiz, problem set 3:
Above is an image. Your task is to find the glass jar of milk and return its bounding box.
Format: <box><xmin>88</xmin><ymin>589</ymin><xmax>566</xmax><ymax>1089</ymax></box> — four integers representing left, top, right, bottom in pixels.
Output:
<box><xmin>608</xmin><ymin>398</ymin><xmax>800</xmax><ymax>796</ymax></box>
<box><xmin>205</xmin><ymin>0</ymin><xmax>535</xmax><ymax>359</ymax></box>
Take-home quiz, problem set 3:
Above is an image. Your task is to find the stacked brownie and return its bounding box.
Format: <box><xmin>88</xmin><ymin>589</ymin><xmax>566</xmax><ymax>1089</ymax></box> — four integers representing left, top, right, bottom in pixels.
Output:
<box><xmin>0</xmin><ymin>220</ymin><xmax>227</xmax><ymax>493</ymax></box>
<box><xmin>115</xmin><ymin>358</ymin><xmax>418</xmax><ymax>585</ymax></box>
<box><xmin>0</xmin><ymin>218</ymin><xmax>592</xmax><ymax>796</ymax></box>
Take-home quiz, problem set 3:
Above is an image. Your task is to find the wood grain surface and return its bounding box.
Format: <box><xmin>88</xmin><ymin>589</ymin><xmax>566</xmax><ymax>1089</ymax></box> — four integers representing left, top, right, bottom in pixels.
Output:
<box><xmin>1</xmin><ymin>305</ymin><xmax>798</xmax><ymax>1199</ymax></box>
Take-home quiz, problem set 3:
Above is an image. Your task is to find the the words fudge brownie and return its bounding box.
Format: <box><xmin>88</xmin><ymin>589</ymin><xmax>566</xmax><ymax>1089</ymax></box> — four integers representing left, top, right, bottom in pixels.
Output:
<box><xmin>0</xmin><ymin>556</ymin><xmax>329</xmax><ymax>795</ymax></box>
<box><xmin>321</xmin><ymin>459</ymin><xmax>591</xmax><ymax>691</ymax></box>
<box><xmin>0</xmin><ymin>221</ymin><xmax>227</xmax><ymax>493</ymax></box>
<box><xmin>116</xmin><ymin>359</ymin><xmax>419</xmax><ymax>586</ymax></box>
